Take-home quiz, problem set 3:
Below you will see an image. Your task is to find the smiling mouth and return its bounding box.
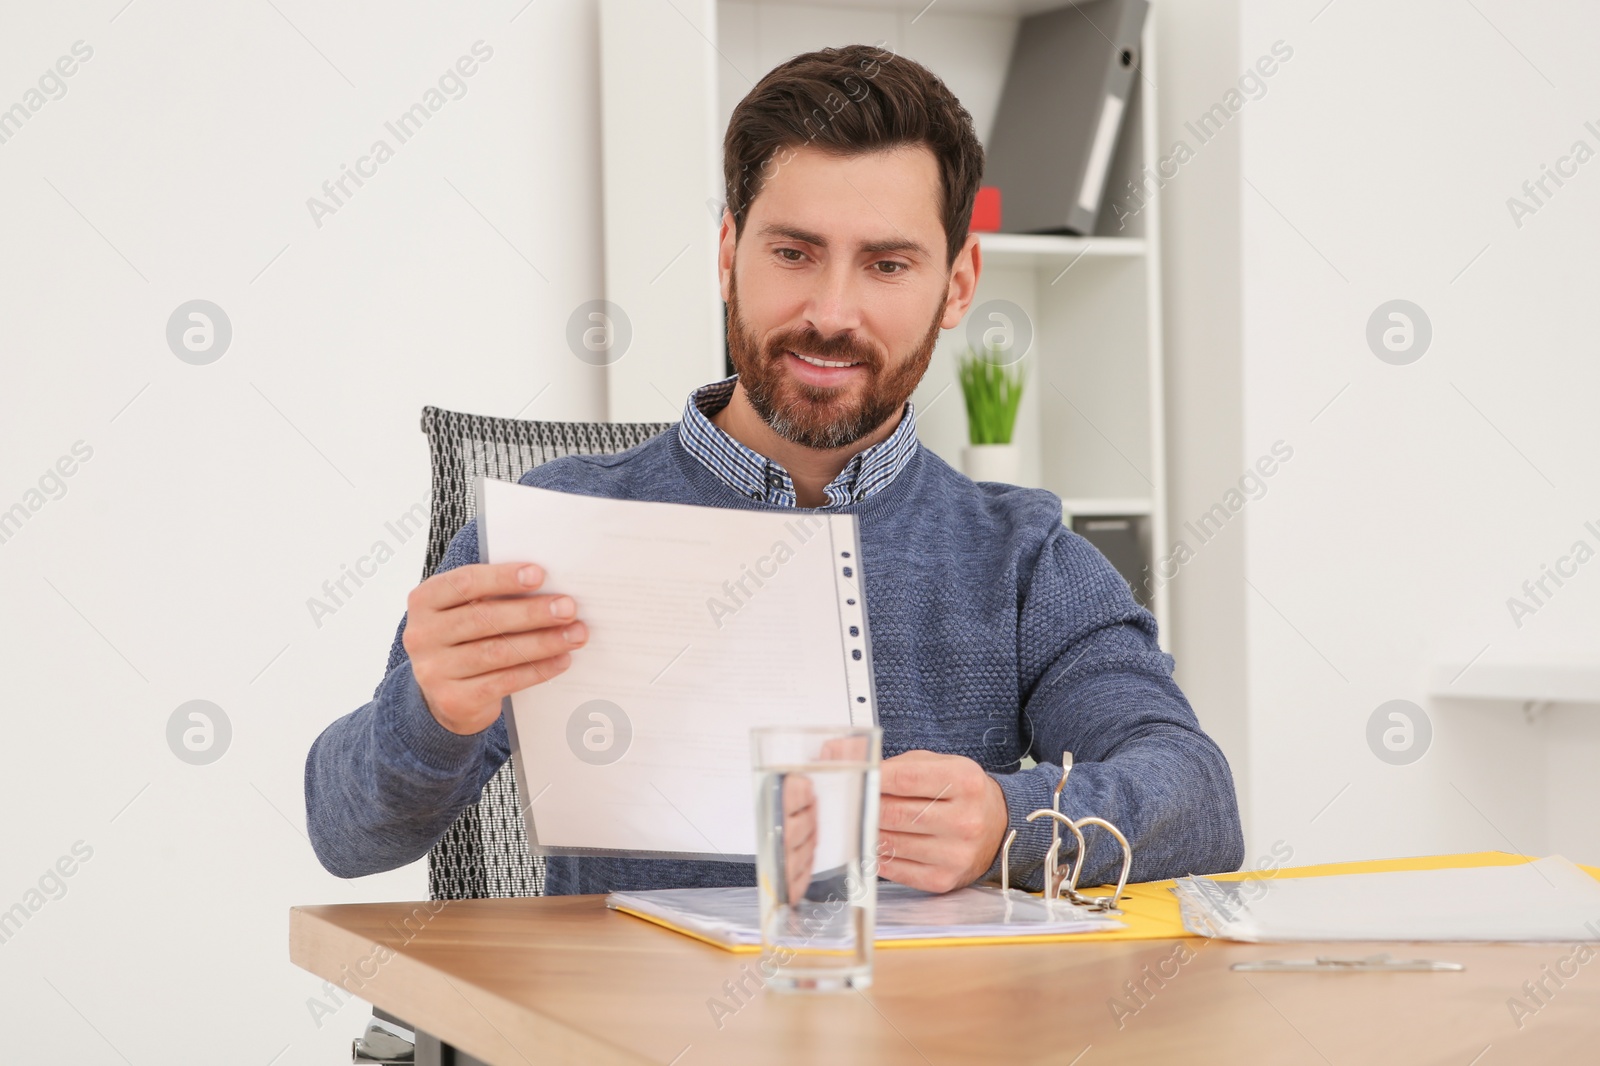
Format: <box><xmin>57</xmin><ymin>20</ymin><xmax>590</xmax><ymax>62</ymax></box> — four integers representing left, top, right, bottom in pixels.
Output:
<box><xmin>786</xmin><ymin>350</ymin><xmax>865</xmax><ymax>369</ymax></box>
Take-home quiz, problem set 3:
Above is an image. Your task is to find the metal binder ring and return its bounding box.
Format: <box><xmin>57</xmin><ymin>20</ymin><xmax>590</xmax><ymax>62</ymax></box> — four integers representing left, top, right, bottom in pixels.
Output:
<box><xmin>995</xmin><ymin>752</ymin><xmax>1132</xmax><ymax>915</ymax></box>
<box><xmin>1061</xmin><ymin>815</ymin><xmax>1133</xmax><ymax>914</ymax></box>
<box><xmin>1027</xmin><ymin>808</ymin><xmax>1088</xmax><ymax>900</ymax></box>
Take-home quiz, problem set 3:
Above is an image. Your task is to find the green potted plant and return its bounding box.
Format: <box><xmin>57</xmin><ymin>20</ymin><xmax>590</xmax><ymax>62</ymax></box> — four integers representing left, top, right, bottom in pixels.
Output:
<box><xmin>957</xmin><ymin>342</ymin><xmax>1026</xmax><ymax>483</ymax></box>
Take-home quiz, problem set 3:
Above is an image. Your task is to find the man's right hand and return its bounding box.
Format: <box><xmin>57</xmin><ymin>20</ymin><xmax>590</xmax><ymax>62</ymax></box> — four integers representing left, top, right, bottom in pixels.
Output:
<box><xmin>402</xmin><ymin>562</ymin><xmax>586</xmax><ymax>735</ymax></box>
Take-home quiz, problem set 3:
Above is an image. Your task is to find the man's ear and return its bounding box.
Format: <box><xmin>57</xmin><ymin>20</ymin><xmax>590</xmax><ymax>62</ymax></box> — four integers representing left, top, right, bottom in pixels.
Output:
<box><xmin>940</xmin><ymin>232</ymin><xmax>982</xmax><ymax>330</ymax></box>
<box><xmin>718</xmin><ymin>208</ymin><xmax>737</xmax><ymax>302</ymax></box>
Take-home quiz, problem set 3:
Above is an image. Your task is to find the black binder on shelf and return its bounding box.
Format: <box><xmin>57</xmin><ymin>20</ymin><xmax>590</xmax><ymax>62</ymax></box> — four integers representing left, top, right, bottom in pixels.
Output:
<box><xmin>983</xmin><ymin>0</ymin><xmax>1149</xmax><ymax>235</ymax></box>
<box><xmin>1071</xmin><ymin>514</ymin><xmax>1152</xmax><ymax>608</ymax></box>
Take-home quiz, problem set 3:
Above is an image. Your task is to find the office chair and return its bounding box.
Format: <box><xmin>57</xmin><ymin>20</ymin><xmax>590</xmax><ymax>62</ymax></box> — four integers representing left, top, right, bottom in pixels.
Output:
<box><xmin>352</xmin><ymin>406</ymin><xmax>673</xmax><ymax>1066</ymax></box>
<box><xmin>417</xmin><ymin>404</ymin><xmax>676</xmax><ymax>901</ymax></box>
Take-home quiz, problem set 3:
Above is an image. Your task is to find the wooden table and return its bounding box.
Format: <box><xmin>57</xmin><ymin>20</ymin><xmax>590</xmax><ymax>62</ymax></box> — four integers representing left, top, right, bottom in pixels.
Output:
<box><xmin>291</xmin><ymin>894</ymin><xmax>1600</xmax><ymax>1065</ymax></box>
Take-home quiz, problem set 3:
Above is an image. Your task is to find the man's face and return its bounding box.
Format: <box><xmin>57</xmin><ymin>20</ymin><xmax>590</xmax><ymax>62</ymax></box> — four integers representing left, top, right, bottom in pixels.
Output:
<box><xmin>720</xmin><ymin>143</ymin><xmax>970</xmax><ymax>451</ymax></box>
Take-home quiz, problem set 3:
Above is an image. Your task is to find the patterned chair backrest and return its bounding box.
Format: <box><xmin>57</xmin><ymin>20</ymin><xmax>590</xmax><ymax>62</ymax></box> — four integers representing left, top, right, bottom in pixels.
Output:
<box><xmin>418</xmin><ymin>405</ymin><xmax>675</xmax><ymax>899</ymax></box>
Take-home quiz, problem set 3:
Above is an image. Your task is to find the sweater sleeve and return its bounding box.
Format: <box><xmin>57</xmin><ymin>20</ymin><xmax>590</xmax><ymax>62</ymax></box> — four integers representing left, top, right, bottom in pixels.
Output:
<box><xmin>979</xmin><ymin>521</ymin><xmax>1244</xmax><ymax>892</ymax></box>
<box><xmin>303</xmin><ymin>517</ymin><xmax>511</xmax><ymax>878</ymax></box>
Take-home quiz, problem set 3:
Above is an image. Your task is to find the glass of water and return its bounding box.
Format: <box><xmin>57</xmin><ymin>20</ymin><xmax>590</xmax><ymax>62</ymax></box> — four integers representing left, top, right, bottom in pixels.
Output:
<box><xmin>751</xmin><ymin>724</ymin><xmax>882</xmax><ymax>992</ymax></box>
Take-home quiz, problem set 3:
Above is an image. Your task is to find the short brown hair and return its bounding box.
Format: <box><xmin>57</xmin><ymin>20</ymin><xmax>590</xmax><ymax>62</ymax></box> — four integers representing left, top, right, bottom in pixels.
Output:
<box><xmin>723</xmin><ymin>43</ymin><xmax>984</xmax><ymax>270</ymax></box>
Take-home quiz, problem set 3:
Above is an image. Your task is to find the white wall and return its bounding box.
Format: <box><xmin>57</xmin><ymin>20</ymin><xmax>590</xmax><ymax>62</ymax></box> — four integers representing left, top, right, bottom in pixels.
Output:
<box><xmin>0</xmin><ymin>1</ymin><xmax>606</xmax><ymax>1060</ymax></box>
<box><xmin>1238</xmin><ymin>0</ymin><xmax>1600</xmax><ymax>867</ymax></box>
<box><xmin>1150</xmin><ymin>0</ymin><xmax>1253</xmax><ymax>834</ymax></box>
<box><xmin>600</xmin><ymin>0</ymin><xmax>726</xmax><ymax>422</ymax></box>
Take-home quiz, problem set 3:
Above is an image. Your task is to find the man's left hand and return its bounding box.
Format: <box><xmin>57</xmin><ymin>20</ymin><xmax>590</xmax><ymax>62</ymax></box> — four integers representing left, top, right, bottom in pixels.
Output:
<box><xmin>877</xmin><ymin>750</ymin><xmax>1010</xmax><ymax>893</ymax></box>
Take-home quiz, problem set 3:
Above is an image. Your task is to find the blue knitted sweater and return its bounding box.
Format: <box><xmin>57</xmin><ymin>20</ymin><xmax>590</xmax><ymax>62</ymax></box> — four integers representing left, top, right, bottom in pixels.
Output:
<box><xmin>304</xmin><ymin>427</ymin><xmax>1243</xmax><ymax>894</ymax></box>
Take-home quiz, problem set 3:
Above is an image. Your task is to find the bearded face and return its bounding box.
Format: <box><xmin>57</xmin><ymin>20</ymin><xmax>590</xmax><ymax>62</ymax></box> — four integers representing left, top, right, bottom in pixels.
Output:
<box><xmin>725</xmin><ymin>267</ymin><xmax>947</xmax><ymax>451</ymax></box>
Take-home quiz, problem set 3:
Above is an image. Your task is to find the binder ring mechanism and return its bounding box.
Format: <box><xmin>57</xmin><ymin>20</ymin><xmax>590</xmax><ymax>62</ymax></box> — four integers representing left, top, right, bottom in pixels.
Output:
<box><xmin>998</xmin><ymin>752</ymin><xmax>1132</xmax><ymax>914</ymax></box>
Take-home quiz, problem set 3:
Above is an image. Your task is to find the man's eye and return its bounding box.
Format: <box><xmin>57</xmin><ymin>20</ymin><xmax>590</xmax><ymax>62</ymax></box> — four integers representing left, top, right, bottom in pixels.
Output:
<box><xmin>777</xmin><ymin>248</ymin><xmax>805</xmax><ymax>262</ymax></box>
<box><xmin>877</xmin><ymin>261</ymin><xmax>906</xmax><ymax>275</ymax></box>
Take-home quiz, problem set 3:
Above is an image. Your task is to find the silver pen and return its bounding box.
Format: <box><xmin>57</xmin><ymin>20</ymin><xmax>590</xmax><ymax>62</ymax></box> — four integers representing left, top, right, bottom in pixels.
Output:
<box><xmin>1232</xmin><ymin>953</ymin><xmax>1464</xmax><ymax>973</ymax></box>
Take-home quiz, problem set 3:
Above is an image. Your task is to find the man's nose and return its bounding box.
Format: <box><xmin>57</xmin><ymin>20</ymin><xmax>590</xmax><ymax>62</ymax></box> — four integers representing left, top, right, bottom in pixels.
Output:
<box><xmin>800</xmin><ymin>261</ymin><xmax>867</xmax><ymax>344</ymax></box>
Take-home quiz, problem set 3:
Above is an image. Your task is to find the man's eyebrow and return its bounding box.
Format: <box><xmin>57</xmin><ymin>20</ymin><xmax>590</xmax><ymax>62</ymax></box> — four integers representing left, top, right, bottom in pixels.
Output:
<box><xmin>756</xmin><ymin>222</ymin><xmax>930</xmax><ymax>260</ymax></box>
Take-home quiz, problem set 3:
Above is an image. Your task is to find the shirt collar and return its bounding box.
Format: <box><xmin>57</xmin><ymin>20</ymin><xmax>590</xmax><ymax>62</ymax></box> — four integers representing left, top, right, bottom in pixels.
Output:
<box><xmin>678</xmin><ymin>374</ymin><xmax>918</xmax><ymax>507</ymax></box>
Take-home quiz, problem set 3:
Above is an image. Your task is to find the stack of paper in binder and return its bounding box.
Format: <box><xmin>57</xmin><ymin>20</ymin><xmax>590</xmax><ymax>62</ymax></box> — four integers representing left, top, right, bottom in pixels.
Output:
<box><xmin>608</xmin><ymin>883</ymin><xmax>1125</xmax><ymax>950</ymax></box>
<box><xmin>983</xmin><ymin>0</ymin><xmax>1149</xmax><ymax>236</ymax></box>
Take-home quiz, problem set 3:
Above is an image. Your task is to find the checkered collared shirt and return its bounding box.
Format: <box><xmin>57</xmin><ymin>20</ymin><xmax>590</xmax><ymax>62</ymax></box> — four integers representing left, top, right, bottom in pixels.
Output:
<box><xmin>677</xmin><ymin>374</ymin><xmax>919</xmax><ymax>507</ymax></box>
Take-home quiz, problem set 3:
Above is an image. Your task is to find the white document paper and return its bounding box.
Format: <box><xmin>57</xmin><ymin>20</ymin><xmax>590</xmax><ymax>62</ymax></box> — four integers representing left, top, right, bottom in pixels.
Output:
<box><xmin>475</xmin><ymin>477</ymin><xmax>876</xmax><ymax>860</ymax></box>
<box><xmin>1173</xmin><ymin>856</ymin><xmax>1600</xmax><ymax>942</ymax></box>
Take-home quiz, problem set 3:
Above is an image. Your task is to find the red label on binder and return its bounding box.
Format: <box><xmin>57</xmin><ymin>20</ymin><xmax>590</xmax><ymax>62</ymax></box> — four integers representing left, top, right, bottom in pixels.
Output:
<box><xmin>971</xmin><ymin>186</ymin><xmax>1002</xmax><ymax>232</ymax></box>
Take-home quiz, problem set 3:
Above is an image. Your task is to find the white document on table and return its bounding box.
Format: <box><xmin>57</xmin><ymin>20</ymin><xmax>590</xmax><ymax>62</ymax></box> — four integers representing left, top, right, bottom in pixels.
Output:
<box><xmin>1173</xmin><ymin>856</ymin><xmax>1600</xmax><ymax>942</ymax></box>
<box><xmin>475</xmin><ymin>477</ymin><xmax>877</xmax><ymax>861</ymax></box>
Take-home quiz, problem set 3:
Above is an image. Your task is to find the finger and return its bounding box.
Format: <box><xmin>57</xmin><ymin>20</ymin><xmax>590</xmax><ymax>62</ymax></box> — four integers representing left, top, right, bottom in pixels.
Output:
<box><xmin>412</xmin><ymin>561</ymin><xmax>547</xmax><ymax>612</ymax></box>
<box><xmin>432</xmin><ymin>627</ymin><xmax>583</xmax><ymax>686</ymax></box>
<box><xmin>430</xmin><ymin>652</ymin><xmax>573</xmax><ymax>712</ymax></box>
<box><xmin>783</xmin><ymin>815</ymin><xmax>817</xmax><ymax>866</ymax></box>
<box><xmin>782</xmin><ymin>774</ymin><xmax>816</xmax><ymax>818</ymax></box>
<box><xmin>819</xmin><ymin>735</ymin><xmax>872</xmax><ymax>762</ymax></box>
<box><xmin>783</xmin><ymin>826</ymin><xmax>816</xmax><ymax>901</ymax></box>
<box><xmin>787</xmin><ymin>864</ymin><xmax>812</xmax><ymax>904</ymax></box>
<box><xmin>784</xmin><ymin>806</ymin><xmax>819</xmax><ymax>845</ymax></box>
<box><xmin>879</xmin><ymin>751</ymin><xmax>964</xmax><ymax>800</ymax></box>
<box><xmin>875</xmin><ymin>850</ymin><xmax>952</xmax><ymax>893</ymax></box>
<box><xmin>780</xmin><ymin>775</ymin><xmax>817</xmax><ymax>903</ymax></box>
<box><xmin>434</xmin><ymin>591</ymin><xmax>580</xmax><ymax>647</ymax></box>
<box><xmin>785</xmin><ymin>836</ymin><xmax>816</xmax><ymax>871</ymax></box>
<box><xmin>878</xmin><ymin>794</ymin><xmax>948</xmax><ymax>835</ymax></box>
<box><xmin>787</xmin><ymin>833</ymin><xmax>817</xmax><ymax>901</ymax></box>
<box><xmin>878</xmin><ymin>829</ymin><xmax>950</xmax><ymax>868</ymax></box>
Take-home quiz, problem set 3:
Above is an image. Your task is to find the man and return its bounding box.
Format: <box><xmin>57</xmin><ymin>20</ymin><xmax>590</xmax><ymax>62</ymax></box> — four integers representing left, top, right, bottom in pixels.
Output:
<box><xmin>305</xmin><ymin>44</ymin><xmax>1243</xmax><ymax>896</ymax></box>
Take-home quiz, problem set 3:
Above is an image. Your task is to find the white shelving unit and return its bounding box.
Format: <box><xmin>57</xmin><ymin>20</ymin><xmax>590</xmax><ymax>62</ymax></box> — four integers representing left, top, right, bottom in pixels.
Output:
<box><xmin>1059</xmin><ymin>496</ymin><xmax>1154</xmax><ymax>517</ymax></box>
<box><xmin>1430</xmin><ymin>659</ymin><xmax>1600</xmax><ymax>720</ymax></box>
<box><xmin>977</xmin><ymin>233</ymin><xmax>1147</xmax><ymax>262</ymax></box>
<box><xmin>598</xmin><ymin>0</ymin><xmax>1170</xmax><ymax>644</ymax></box>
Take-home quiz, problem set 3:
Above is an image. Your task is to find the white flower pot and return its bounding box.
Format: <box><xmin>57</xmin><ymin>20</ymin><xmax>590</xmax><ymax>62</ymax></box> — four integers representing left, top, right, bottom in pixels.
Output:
<box><xmin>961</xmin><ymin>442</ymin><xmax>1020</xmax><ymax>484</ymax></box>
